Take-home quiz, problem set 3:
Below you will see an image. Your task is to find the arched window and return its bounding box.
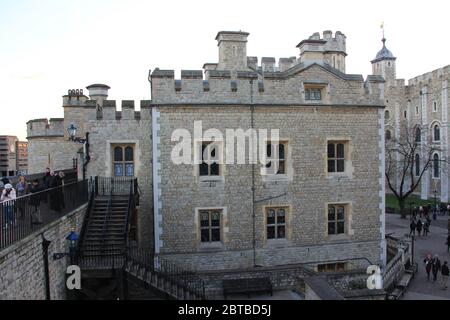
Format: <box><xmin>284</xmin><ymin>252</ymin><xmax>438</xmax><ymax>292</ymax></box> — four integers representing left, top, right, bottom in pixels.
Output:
<box><xmin>385</xmin><ymin>110</ymin><xmax>390</xmax><ymax>120</ymax></box>
<box><xmin>415</xmin><ymin>127</ymin><xmax>421</xmax><ymax>143</ymax></box>
<box><xmin>433</xmin><ymin>153</ymin><xmax>440</xmax><ymax>178</ymax></box>
<box><xmin>385</xmin><ymin>130</ymin><xmax>392</xmax><ymax>140</ymax></box>
<box><xmin>113</xmin><ymin>145</ymin><xmax>135</xmax><ymax>177</ymax></box>
<box><xmin>415</xmin><ymin>154</ymin><xmax>420</xmax><ymax>177</ymax></box>
<box><xmin>434</xmin><ymin>125</ymin><xmax>440</xmax><ymax>142</ymax></box>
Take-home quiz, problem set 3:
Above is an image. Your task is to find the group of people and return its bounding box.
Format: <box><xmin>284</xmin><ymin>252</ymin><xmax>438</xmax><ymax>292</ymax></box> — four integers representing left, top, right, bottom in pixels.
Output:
<box><xmin>0</xmin><ymin>168</ymin><xmax>66</xmax><ymax>230</ymax></box>
<box><xmin>424</xmin><ymin>254</ymin><xmax>450</xmax><ymax>290</ymax></box>
<box><xmin>409</xmin><ymin>216</ymin><xmax>431</xmax><ymax>238</ymax></box>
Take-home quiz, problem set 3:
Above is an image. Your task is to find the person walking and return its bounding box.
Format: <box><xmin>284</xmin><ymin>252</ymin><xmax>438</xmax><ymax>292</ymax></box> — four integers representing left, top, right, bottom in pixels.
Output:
<box><xmin>447</xmin><ymin>204</ymin><xmax>450</xmax><ymax>216</ymax></box>
<box><xmin>29</xmin><ymin>179</ymin><xmax>44</xmax><ymax>225</ymax></box>
<box><xmin>1</xmin><ymin>184</ymin><xmax>17</xmax><ymax>229</ymax></box>
<box><xmin>441</xmin><ymin>261</ymin><xmax>449</xmax><ymax>290</ymax></box>
<box><xmin>432</xmin><ymin>255</ymin><xmax>442</xmax><ymax>282</ymax></box>
<box><xmin>424</xmin><ymin>254</ymin><xmax>433</xmax><ymax>281</ymax></box>
<box><xmin>410</xmin><ymin>219</ymin><xmax>417</xmax><ymax>236</ymax></box>
<box><xmin>416</xmin><ymin>219</ymin><xmax>423</xmax><ymax>237</ymax></box>
<box><xmin>423</xmin><ymin>220</ymin><xmax>430</xmax><ymax>237</ymax></box>
<box><xmin>420</xmin><ymin>206</ymin><xmax>424</xmax><ymax>218</ymax></box>
<box><xmin>446</xmin><ymin>234</ymin><xmax>450</xmax><ymax>253</ymax></box>
<box><xmin>15</xmin><ymin>175</ymin><xmax>29</xmax><ymax>219</ymax></box>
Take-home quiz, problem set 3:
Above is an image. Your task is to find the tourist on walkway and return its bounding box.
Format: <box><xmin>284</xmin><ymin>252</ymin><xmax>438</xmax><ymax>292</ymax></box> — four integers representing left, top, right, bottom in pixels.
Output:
<box><xmin>410</xmin><ymin>219</ymin><xmax>417</xmax><ymax>236</ymax></box>
<box><xmin>16</xmin><ymin>175</ymin><xmax>29</xmax><ymax>219</ymax></box>
<box><xmin>48</xmin><ymin>172</ymin><xmax>62</xmax><ymax>213</ymax></box>
<box><xmin>447</xmin><ymin>204</ymin><xmax>450</xmax><ymax>216</ymax></box>
<box><xmin>424</xmin><ymin>254</ymin><xmax>433</xmax><ymax>281</ymax></box>
<box><xmin>441</xmin><ymin>261</ymin><xmax>449</xmax><ymax>290</ymax></box>
<box><xmin>432</xmin><ymin>255</ymin><xmax>442</xmax><ymax>282</ymax></box>
<box><xmin>1</xmin><ymin>184</ymin><xmax>17</xmax><ymax>229</ymax></box>
<box><xmin>416</xmin><ymin>219</ymin><xmax>423</xmax><ymax>237</ymax></box>
<box><xmin>56</xmin><ymin>172</ymin><xmax>66</xmax><ymax>211</ymax></box>
<box><xmin>29</xmin><ymin>179</ymin><xmax>44</xmax><ymax>225</ymax></box>
<box><xmin>420</xmin><ymin>206</ymin><xmax>424</xmax><ymax>218</ymax></box>
<box><xmin>423</xmin><ymin>220</ymin><xmax>430</xmax><ymax>237</ymax></box>
<box><xmin>446</xmin><ymin>234</ymin><xmax>450</xmax><ymax>253</ymax></box>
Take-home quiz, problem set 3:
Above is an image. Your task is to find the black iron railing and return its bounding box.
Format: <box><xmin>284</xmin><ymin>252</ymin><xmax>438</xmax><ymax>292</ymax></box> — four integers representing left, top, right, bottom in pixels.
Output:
<box><xmin>74</xmin><ymin>178</ymin><xmax>96</xmax><ymax>262</ymax></box>
<box><xmin>95</xmin><ymin>177</ymin><xmax>137</xmax><ymax>196</ymax></box>
<box><xmin>126</xmin><ymin>246</ymin><xmax>208</xmax><ymax>300</ymax></box>
<box><xmin>0</xmin><ymin>180</ymin><xmax>89</xmax><ymax>251</ymax></box>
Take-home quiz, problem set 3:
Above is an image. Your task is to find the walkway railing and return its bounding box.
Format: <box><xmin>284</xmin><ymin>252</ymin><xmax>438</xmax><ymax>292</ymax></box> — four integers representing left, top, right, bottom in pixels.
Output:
<box><xmin>0</xmin><ymin>180</ymin><xmax>88</xmax><ymax>251</ymax></box>
<box><xmin>95</xmin><ymin>177</ymin><xmax>137</xmax><ymax>196</ymax></box>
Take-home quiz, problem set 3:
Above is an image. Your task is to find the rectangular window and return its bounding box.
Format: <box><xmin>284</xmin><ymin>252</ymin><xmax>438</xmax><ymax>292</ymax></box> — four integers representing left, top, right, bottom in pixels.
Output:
<box><xmin>328</xmin><ymin>205</ymin><xmax>346</xmax><ymax>235</ymax></box>
<box><xmin>328</xmin><ymin>142</ymin><xmax>346</xmax><ymax>173</ymax></box>
<box><xmin>266</xmin><ymin>207</ymin><xmax>287</xmax><ymax>240</ymax></box>
<box><xmin>199</xmin><ymin>142</ymin><xmax>220</xmax><ymax>177</ymax></box>
<box><xmin>200</xmin><ymin>210</ymin><xmax>221</xmax><ymax>243</ymax></box>
<box><xmin>305</xmin><ymin>88</ymin><xmax>322</xmax><ymax>101</ymax></box>
<box><xmin>265</xmin><ymin>142</ymin><xmax>287</xmax><ymax>175</ymax></box>
<box><xmin>318</xmin><ymin>263</ymin><xmax>346</xmax><ymax>273</ymax></box>
<box><xmin>113</xmin><ymin>145</ymin><xmax>135</xmax><ymax>177</ymax></box>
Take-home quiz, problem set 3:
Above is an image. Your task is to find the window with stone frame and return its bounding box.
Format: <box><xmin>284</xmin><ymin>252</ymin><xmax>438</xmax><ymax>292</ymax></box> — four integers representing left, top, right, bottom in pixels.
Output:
<box><xmin>385</xmin><ymin>130</ymin><xmax>392</xmax><ymax>141</ymax></box>
<box><xmin>415</xmin><ymin>127</ymin><xmax>421</xmax><ymax>143</ymax></box>
<box><xmin>200</xmin><ymin>210</ymin><xmax>221</xmax><ymax>243</ymax></box>
<box><xmin>317</xmin><ymin>263</ymin><xmax>346</xmax><ymax>273</ymax></box>
<box><xmin>415</xmin><ymin>154</ymin><xmax>420</xmax><ymax>177</ymax></box>
<box><xmin>266</xmin><ymin>207</ymin><xmax>287</xmax><ymax>240</ymax></box>
<box><xmin>265</xmin><ymin>142</ymin><xmax>287</xmax><ymax>175</ymax></box>
<box><xmin>433</xmin><ymin>125</ymin><xmax>440</xmax><ymax>142</ymax></box>
<box><xmin>199</xmin><ymin>142</ymin><xmax>220</xmax><ymax>177</ymax></box>
<box><xmin>327</xmin><ymin>142</ymin><xmax>347</xmax><ymax>173</ymax></box>
<box><xmin>433</xmin><ymin>153</ymin><xmax>440</xmax><ymax>179</ymax></box>
<box><xmin>113</xmin><ymin>145</ymin><xmax>135</xmax><ymax>177</ymax></box>
<box><xmin>305</xmin><ymin>88</ymin><xmax>322</xmax><ymax>101</ymax></box>
<box><xmin>328</xmin><ymin>205</ymin><xmax>346</xmax><ymax>235</ymax></box>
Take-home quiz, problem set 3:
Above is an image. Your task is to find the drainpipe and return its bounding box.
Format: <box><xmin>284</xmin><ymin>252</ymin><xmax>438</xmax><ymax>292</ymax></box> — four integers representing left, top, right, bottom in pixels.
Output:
<box><xmin>250</xmin><ymin>79</ymin><xmax>257</xmax><ymax>268</ymax></box>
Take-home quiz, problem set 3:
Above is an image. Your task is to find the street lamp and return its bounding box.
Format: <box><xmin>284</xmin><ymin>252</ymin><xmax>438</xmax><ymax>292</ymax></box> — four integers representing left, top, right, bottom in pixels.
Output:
<box><xmin>433</xmin><ymin>189</ymin><xmax>438</xmax><ymax>221</ymax></box>
<box><xmin>67</xmin><ymin>124</ymin><xmax>90</xmax><ymax>181</ymax></box>
<box><xmin>53</xmin><ymin>228</ymin><xmax>79</xmax><ymax>265</ymax></box>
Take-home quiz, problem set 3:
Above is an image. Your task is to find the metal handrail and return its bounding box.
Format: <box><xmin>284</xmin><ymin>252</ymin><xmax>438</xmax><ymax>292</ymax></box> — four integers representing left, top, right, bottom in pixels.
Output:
<box><xmin>126</xmin><ymin>246</ymin><xmax>208</xmax><ymax>300</ymax></box>
<box><xmin>100</xmin><ymin>179</ymin><xmax>114</xmax><ymax>250</ymax></box>
<box><xmin>74</xmin><ymin>178</ymin><xmax>96</xmax><ymax>263</ymax></box>
<box><xmin>124</xmin><ymin>179</ymin><xmax>135</xmax><ymax>248</ymax></box>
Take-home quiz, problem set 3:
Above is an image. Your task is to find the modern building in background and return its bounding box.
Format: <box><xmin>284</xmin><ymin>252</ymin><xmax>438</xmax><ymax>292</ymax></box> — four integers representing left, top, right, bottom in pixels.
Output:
<box><xmin>0</xmin><ymin>136</ymin><xmax>29</xmax><ymax>177</ymax></box>
<box><xmin>15</xmin><ymin>141</ymin><xmax>28</xmax><ymax>175</ymax></box>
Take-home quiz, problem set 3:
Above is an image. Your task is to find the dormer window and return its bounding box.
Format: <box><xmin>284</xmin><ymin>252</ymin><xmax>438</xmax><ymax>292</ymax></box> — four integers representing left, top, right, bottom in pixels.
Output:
<box><xmin>305</xmin><ymin>88</ymin><xmax>322</xmax><ymax>101</ymax></box>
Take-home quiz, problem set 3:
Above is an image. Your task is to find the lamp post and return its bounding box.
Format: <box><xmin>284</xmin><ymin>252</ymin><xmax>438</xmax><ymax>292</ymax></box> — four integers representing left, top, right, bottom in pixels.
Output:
<box><xmin>67</xmin><ymin>124</ymin><xmax>90</xmax><ymax>181</ymax></box>
<box><xmin>433</xmin><ymin>189</ymin><xmax>438</xmax><ymax>221</ymax></box>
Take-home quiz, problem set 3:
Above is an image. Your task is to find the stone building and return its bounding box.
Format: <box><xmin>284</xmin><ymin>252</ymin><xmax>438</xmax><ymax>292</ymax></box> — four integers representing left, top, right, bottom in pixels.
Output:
<box><xmin>377</xmin><ymin>36</ymin><xmax>450</xmax><ymax>201</ymax></box>
<box><xmin>26</xmin><ymin>30</ymin><xmax>387</xmax><ymax>271</ymax></box>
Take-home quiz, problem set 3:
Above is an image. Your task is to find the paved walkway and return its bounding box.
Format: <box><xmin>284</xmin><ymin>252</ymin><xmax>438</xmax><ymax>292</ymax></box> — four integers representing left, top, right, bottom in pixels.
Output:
<box><xmin>386</xmin><ymin>213</ymin><xmax>450</xmax><ymax>300</ymax></box>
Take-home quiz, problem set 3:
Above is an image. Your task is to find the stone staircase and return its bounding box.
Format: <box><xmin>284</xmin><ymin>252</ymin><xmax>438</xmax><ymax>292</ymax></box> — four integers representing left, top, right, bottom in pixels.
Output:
<box><xmin>78</xmin><ymin>196</ymin><xmax>129</xmax><ymax>269</ymax></box>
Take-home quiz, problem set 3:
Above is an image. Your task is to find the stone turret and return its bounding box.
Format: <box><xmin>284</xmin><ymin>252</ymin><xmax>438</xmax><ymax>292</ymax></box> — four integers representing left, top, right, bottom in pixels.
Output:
<box><xmin>216</xmin><ymin>31</ymin><xmax>249</xmax><ymax>71</ymax></box>
<box><xmin>371</xmin><ymin>37</ymin><xmax>397</xmax><ymax>83</ymax></box>
<box><xmin>297</xmin><ymin>31</ymin><xmax>347</xmax><ymax>73</ymax></box>
<box><xmin>86</xmin><ymin>84</ymin><xmax>110</xmax><ymax>107</ymax></box>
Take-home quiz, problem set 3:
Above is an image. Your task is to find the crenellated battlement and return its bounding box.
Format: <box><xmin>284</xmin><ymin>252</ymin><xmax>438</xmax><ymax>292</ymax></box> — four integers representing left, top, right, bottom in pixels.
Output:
<box><xmin>150</xmin><ymin>64</ymin><xmax>384</xmax><ymax>106</ymax></box>
<box><xmin>27</xmin><ymin>118</ymin><xmax>65</xmax><ymax>139</ymax></box>
<box><xmin>407</xmin><ymin>65</ymin><xmax>450</xmax><ymax>87</ymax></box>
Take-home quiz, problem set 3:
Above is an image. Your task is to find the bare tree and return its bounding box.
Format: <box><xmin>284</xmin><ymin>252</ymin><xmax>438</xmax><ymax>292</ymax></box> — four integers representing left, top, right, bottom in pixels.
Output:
<box><xmin>385</xmin><ymin>124</ymin><xmax>447</xmax><ymax>219</ymax></box>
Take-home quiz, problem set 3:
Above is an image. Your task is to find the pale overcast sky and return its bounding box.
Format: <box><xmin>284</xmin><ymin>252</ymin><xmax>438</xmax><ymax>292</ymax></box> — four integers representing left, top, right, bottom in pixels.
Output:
<box><xmin>1</xmin><ymin>0</ymin><xmax>449</xmax><ymax>140</ymax></box>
